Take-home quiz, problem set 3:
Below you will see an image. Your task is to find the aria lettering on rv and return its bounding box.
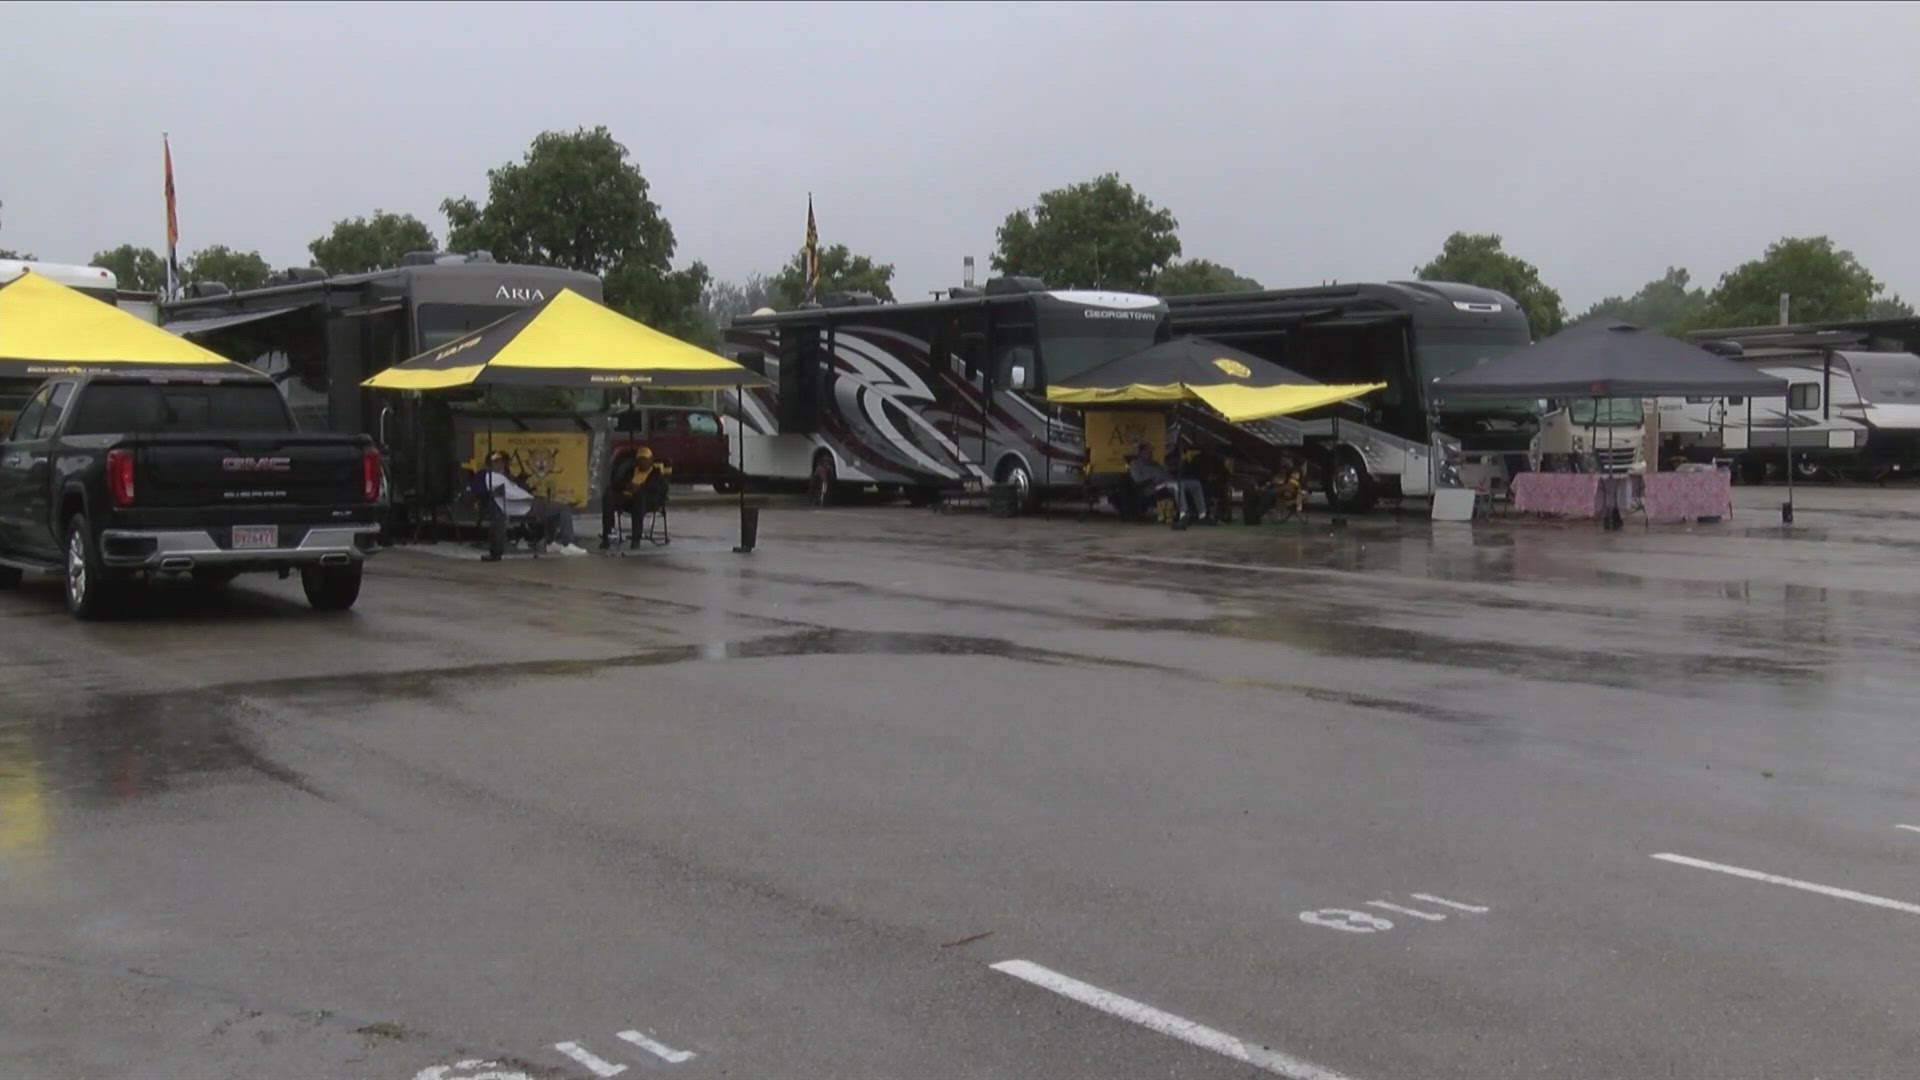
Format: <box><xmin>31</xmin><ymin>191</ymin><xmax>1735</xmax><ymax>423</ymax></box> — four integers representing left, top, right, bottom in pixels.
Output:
<box><xmin>495</xmin><ymin>285</ymin><xmax>547</xmax><ymax>302</ymax></box>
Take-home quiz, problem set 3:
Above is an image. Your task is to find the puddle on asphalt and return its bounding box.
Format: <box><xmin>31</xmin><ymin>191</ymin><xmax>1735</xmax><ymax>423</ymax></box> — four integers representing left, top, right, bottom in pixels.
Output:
<box><xmin>0</xmin><ymin>628</ymin><xmax>1071</xmax><ymax>824</ymax></box>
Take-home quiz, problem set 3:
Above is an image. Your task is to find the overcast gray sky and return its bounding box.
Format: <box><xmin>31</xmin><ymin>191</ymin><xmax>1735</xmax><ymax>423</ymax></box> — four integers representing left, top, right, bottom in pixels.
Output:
<box><xmin>4</xmin><ymin>1</ymin><xmax>1917</xmax><ymax>309</ymax></box>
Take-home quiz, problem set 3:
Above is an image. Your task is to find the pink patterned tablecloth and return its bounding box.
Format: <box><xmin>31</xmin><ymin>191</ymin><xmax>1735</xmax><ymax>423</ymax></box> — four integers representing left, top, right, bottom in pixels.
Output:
<box><xmin>1512</xmin><ymin>472</ymin><xmax>1604</xmax><ymax>518</ymax></box>
<box><xmin>1642</xmin><ymin>469</ymin><xmax>1732</xmax><ymax>522</ymax></box>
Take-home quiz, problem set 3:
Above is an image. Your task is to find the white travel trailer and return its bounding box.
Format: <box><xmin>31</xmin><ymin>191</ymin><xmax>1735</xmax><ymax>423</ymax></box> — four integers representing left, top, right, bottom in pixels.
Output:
<box><xmin>1656</xmin><ymin>347</ymin><xmax>1920</xmax><ymax>479</ymax></box>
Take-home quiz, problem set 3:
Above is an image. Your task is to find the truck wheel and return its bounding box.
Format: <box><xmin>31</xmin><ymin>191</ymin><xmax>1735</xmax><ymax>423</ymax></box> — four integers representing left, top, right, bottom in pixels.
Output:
<box><xmin>0</xmin><ymin>565</ymin><xmax>20</xmax><ymax>589</ymax></box>
<box><xmin>65</xmin><ymin>515</ymin><xmax>122</xmax><ymax>620</ymax></box>
<box><xmin>301</xmin><ymin>562</ymin><xmax>363</xmax><ymax>612</ymax></box>
<box><xmin>1325</xmin><ymin>449</ymin><xmax>1377</xmax><ymax>513</ymax></box>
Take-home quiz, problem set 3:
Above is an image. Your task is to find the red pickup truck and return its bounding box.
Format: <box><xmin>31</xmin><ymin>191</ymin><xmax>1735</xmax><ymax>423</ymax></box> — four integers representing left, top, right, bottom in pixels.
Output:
<box><xmin>609</xmin><ymin>406</ymin><xmax>737</xmax><ymax>491</ymax></box>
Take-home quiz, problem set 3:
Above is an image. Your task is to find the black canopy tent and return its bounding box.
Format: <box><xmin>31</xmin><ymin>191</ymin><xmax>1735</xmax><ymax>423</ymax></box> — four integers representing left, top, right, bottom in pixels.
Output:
<box><xmin>1430</xmin><ymin>319</ymin><xmax>1794</xmax><ymax>521</ymax></box>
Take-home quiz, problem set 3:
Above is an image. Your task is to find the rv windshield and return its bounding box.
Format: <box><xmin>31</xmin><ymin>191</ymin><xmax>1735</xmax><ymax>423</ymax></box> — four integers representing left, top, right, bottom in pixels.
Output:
<box><xmin>1847</xmin><ymin>354</ymin><xmax>1920</xmax><ymax>404</ymax></box>
<box><xmin>1034</xmin><ymin>298</ymin><xmax>1163</xmax><ymax>385</ymax></box>
<box><xmin>1415</xmin><ymin>327</ymin><xmax>1532</xmax><ymax>383</ymax></box>
<box><xmin>1420</xmin><ymin>326</ymin><xmax>1536</xmax><ymax>415</ymax></box>
<box><xmin>1568</xmin><ymin>397</ymin><xmax>1645</xmax><ymax>426</ymax></box>
<box><xmin>416</xmin><ymin>303</ymin><xmax>519</xmax><ymax>351</ymax></box>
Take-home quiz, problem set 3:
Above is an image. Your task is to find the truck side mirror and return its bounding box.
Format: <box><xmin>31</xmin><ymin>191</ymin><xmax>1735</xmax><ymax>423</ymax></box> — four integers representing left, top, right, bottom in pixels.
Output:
<box><xmin>735</xmin><ymin>349</ymin><xmax>767</xmax><ymax>376</ymax></box>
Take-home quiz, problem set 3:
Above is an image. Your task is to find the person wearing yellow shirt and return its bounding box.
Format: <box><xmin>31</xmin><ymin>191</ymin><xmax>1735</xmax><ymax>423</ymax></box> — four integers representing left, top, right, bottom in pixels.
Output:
<box><xmin>600</xmin><ymin>445</ymin><xmax>670</xmax><ymax>549</ymax></box>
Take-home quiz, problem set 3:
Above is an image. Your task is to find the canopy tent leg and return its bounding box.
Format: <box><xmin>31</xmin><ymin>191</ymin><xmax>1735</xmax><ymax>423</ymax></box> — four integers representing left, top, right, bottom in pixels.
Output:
<box><xmin>1783</xmin><ymin>413</ymin><xmax>1794</xmax><ymax>524</ymax></box>
<box><xmin>734</xmin><ymin>389</ymin><xmax>757</xmax><ymax>553</ymax></box>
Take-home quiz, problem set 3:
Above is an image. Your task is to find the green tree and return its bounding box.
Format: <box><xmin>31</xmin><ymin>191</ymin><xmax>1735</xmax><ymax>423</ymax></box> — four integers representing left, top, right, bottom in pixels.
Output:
<box><xmin>89</xmin><ymin>244</ymin><xmax>168</xmax><ymax>292</ymax></box>
<box><xmin>1865</xmin><ymin>294</ymin><xmax>1916</xmax><ymax>320</ymax></box>
<box><xmin>1705</xmin><ymin>236</ymin><xmax>1883</xmax><ymax>327</ymax></box>
<box><xmin>0</xmin><ymin>249</ymin><xmax>34</xmax><ymax>261</ymax></box>
<box><xmin>992</xmin><ymin>173</ymin><xmax>1181</xmax><ymax>292</ymax></box>
<box><xmin>702</xmin><ymin>273</ymin><xmax>779</xmax><ymax>324</ymax></box>
<box><xmin>442</xmin><ymin>126</ymin><xmax>708</xmax><ymax>338</ymax></box>
<box><xmin>308</xmin><ymin>211</ymin><xmax>436</xmax><ymax>275</ymax></box>
<box><xmin>1416</xmin><ymin>232</ymin><xmax>1566</xmax><ymax>338</ymax></box>
<box><xmin>771</xmin><ymin>244</ymin><xmax>896</xmax><ymax>308</ymax></box>
<box><xmin>1576</xmin><ymin>266</ymin><xmax>1709</xmax><ymax>333</ymax></box>
<box><xmin>1154</xmin><ymin>258</ymin><xmax>1260</xmax><ymax>296</ymax></box>
<box><xmin>182</xmin><ymin>245</ymin><xmax>271</xmax><ymax>291</ymax></box>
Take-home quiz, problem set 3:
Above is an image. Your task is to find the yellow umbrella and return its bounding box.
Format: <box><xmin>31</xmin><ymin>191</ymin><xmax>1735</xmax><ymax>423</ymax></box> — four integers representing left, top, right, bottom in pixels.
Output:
<box><xmin>363</xmin><ymin>288</ymin><xmax>765</xmax><ymax>391</ymax></box>
<box><xmin>0</xmin><ymin>270</ymin><xmax>247</xmax><ymax>375</ymax></box>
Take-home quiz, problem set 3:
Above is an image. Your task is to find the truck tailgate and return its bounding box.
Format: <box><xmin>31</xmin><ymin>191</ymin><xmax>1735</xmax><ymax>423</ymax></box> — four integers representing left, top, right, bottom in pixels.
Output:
<box><xmin>126</xmin><ymin>435</ymin><xmax>369</xmax><ymax>508</ymax></box>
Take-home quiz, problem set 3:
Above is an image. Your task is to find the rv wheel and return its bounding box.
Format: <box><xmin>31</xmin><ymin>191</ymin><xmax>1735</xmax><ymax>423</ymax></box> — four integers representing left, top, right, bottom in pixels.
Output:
<box><xmin>998</xmin><ymin>458</ymin><xmax>1039</xmax><ymax>514</ymax></box>
<box><xmin>1794</xmin><ymin>455</ymin><xmax>1823</xmax><ymax>481</ymax></box>
<box><xmin>1326</xmin><ymin>449</ymin><xmax>1377</xmax><ymax>514</ymax></box>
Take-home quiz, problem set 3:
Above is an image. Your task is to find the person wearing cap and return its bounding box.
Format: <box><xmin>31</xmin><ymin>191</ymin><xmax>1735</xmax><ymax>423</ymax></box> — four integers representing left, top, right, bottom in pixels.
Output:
<box><xmin>1127</xmin><ymin>441</ymin><xmax>1210</xmax><ymax>529</ymax></box>
<box><xmin>480</xmin><ymin>450</ymin><xmax>580</xmax><ymax>560</ymax></box>
<box><xmin>601</xmin><ymin>445</ymin><xmax>670</xmax><ymax>549</ymax></box>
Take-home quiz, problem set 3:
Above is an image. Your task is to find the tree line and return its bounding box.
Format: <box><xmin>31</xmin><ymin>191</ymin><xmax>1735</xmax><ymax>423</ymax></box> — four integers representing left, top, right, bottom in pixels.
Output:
<box><xmin>34</xmin><ymin>125</ymin><xmax>1912</xmax><ymax>346</ymax></box>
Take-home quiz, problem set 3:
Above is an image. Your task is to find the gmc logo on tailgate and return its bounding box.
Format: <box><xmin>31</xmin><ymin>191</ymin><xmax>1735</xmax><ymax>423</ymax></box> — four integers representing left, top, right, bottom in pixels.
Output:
<box><xmin>222</xmin><ymin>456</ymin><xmax>292</xmax><ymax>472</ymax></box>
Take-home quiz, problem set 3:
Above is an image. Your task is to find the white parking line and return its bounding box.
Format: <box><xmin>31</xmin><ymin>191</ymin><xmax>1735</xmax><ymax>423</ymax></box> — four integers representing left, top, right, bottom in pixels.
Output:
<box><xmin>617</xmin><ymin>1030</ymin><xmax>696</xmax><ymax>1065</ymax></box>
<box><xmin>1411</xmin><ymin>893</ymin><xmax>1490</xmax><ymax>913</ymax></box>
<box><xmin>1895</xmin><ymin>824</ymin><xmax>1920</xmax><ymax>834</ymax></box>
<box><xmin>1365</xmin><ymin>900</ymin><xmax>1444</xmax><ymax>921</ymax></box>
<box><xmin>1652</xmin><ymin>853</ymin><xmax>1920</xmax><ymax>916</ymax></box>
<box><xmin>553</xmin><ymin>1041</ymin><xmax>627</xmax><ymax>1078</ymax></box>
<box><xmin>990</xmin><ymin>959</ymin><xmax>1354</xmax><ymax>1080</ymax></box>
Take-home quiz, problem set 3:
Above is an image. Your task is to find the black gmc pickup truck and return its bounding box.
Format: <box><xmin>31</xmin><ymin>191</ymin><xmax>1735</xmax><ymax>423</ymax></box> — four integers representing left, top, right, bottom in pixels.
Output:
<box><xmin>0</xmin><ymin>371</ymin><xmax>383</xmax><ymax>618</ymax></box>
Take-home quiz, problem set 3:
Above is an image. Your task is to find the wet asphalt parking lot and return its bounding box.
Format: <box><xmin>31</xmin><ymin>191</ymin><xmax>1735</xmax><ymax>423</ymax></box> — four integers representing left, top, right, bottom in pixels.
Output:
<box><xmin>5</xmin><ymin>485</ymin><xmax>1920</xmax><ymax>1079</ymax></box>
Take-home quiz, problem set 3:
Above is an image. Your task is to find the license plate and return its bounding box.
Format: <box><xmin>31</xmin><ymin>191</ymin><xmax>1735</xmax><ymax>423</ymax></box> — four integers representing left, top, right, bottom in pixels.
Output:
<box><xmin>232</xmin><ymin>526</ymin><xmax>279</xmax><ymax>549</ymax></box>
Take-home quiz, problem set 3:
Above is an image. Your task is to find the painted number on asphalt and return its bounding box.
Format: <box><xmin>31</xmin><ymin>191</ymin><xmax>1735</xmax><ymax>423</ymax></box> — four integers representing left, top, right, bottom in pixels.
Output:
<box><xmin>1299</xmin><ymin>892</ymin><xmax>1489</xmax><ymax>935</ymax></box>
<box><xmin>414</xmin><ymin>1062</ymin><xmax>532</xmax><ymax>1080</ymax></box>
<box><xmin>416</xmin><ymin>1024</ymin><xmax>695</xmax><ymax>1080</ymax></box>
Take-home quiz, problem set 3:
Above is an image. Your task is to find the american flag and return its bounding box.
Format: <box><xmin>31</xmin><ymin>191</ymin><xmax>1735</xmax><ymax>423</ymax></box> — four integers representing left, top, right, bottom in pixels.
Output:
<box><xmin>164</xmin><ymin>134</ymin><xmax>180</xmax><ymax>300</ymax></box>
<box><xmin>804</xmin><ymin>195</ymin><xmax>818</xmax><ymax>303</ymax></box>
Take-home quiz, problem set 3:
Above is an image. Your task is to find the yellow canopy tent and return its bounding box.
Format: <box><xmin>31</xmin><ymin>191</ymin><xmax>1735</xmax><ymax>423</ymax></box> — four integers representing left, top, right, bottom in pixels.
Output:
<box><xmin>1045</xmin><ymin>336</ymin><xmax>1382</xmax><ymax>422</ymax></box>
<box><xmin>0</xmin><ymin>270</ymin><xmax>248</xmax><ymax>376</ymax></box>
<box><xmin>362</xmin><ymin>288</ymin><xmax>764</xmax><ymax>391</ymax></box>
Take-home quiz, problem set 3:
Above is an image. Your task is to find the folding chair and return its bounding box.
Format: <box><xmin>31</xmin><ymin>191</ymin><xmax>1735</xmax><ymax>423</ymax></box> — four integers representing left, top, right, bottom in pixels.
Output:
<box><xmin>633</xmin><ymin>468</ymin><xmax>670</xmax><ymax>546</ymax></box>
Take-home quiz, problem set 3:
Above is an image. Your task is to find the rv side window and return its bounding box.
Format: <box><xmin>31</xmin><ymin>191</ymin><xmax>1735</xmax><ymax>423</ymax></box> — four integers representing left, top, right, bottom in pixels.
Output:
<box><xmin>1789</xmin><ymin>384</ymin><xmax>1821</xmax><ymax>411</ymax></box>
<box><xmin>1726</xmin><ymin>396</ymin><xmax>1744</xmax><ymax>406</ymax></box>
<box><xmin>1684</xmin><ymin>396</ymin><xmax>1712</xmax><ymax>404</ymax></box>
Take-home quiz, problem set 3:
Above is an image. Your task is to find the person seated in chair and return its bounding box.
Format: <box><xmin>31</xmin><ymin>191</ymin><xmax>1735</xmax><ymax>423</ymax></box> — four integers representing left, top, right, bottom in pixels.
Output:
<box><xmin>1127</xmin><ymin>441</ymin><xmax>1211</xmax><ymax>529</ymax></box>
<box><xmin>480</xmin><ymin>451</ymin><xmax>578</xmax><ymax>560</ymax></box>
<box><xmin>601</xmin><ymin>445</ymin><xmax>671</xmax><ymax>549</ymax></box>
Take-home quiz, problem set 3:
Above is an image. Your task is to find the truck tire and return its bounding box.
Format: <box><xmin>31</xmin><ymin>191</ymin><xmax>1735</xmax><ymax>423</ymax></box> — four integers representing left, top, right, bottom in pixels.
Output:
<box><xmin>301</xmin><ymin>562</ymin><xmax>363</xmax><ymax>612</ymax></box>
<box><xmin>65</xmin><ymin>515</ymin><xmax>122</xmax><ymax>620</ymax></box>
<box><xmin>0</xmin><ymin>565</ymin><xmax>20</xmax><ymax>589</ymax></box>
<box><xmin>1325</xmin><ymin>448</ymin><xmax>1377</xmax><ymax>514</ymax></box>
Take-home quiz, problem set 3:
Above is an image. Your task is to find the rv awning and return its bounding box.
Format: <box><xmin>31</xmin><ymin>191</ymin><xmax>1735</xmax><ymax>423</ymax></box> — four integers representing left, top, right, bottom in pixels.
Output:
<box><xmin>163</xmin><ymin>304</ymin><xmax>316</xmax><ymax>336</ymax></box>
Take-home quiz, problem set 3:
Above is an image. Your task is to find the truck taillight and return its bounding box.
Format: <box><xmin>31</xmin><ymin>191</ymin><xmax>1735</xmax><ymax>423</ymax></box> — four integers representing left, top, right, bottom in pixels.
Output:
<box><xmin>107</xmin><ymin>449</ymin><xmax>136</xmax><ymax>507</ymax></box>
<box><xmin>363</xmin><ymin>448</ymin><xmax>383</xmax><ymax>503</ymax></box>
